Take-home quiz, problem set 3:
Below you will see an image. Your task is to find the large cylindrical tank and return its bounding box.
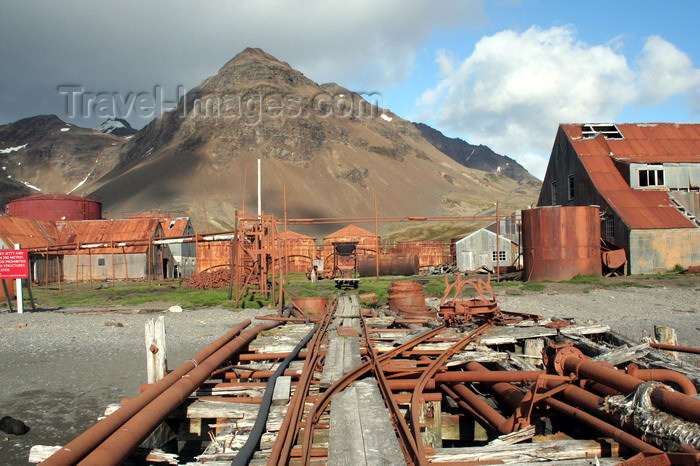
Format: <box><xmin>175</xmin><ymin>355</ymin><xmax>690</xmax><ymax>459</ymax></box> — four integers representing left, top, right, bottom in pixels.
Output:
<box><xmin>522</xmin><ymin>206</ymin><xmax>601</xmax><ymax>282</ymax></box>
<box><xmin>7</xmin><ymin>194</ymin><xmax>102</xmax><ymax>222</ymax></box>
<box><xmin>356</xmin><ymin>254</ymin><xmax>419</xmax><ymax>277</ymax></box>
<box><xmin>394</xmin><ymin>241</ymin><xmax>447</xmax><ymax>267</ymax></box>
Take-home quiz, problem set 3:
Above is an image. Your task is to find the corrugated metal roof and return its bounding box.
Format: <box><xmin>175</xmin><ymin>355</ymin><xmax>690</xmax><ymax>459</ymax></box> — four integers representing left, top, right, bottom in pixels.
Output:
<box><xmin>159</xmin><ymin>218</ymin><xmax>190</xmax><ymax>238</ymax></box>
<box><xmin>562</xmin><ymin>124</ymin><xmax>696</xmax><ymax>230</ymax></box>
<box><xmin>0</xmin><ymin>216</ymin><xmax>58</xmax><ymax>249</ymax></box>
<box><xmin>567</xmin><ymin>123</ymin><xmax>700</xmax><ymax>163</ymax></box>
<box><xmin>324</xmin><ymin>224</ymin><xmax>378</xmax><ymax>239</ymax></box>
<box><xmin>56</xmin><ymin>218</ymin><xmax>161</xmax><ymax>253</ymax></box>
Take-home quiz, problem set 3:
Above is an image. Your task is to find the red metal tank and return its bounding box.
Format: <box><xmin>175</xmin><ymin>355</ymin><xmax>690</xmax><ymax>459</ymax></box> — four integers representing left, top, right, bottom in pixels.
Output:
<box><xmin>356</xmin><ymin>254</ymin><xmax>419</xmax><ymax>277</ymax></box>
<box><xmin>7</xmin><ymin>194</ymin><xmax>102</xmax><ymax>222</ymax></box>
<box><xmin>522</xmin><ymin>206</ymin><xmax>601</xmax><ymax>282</ymax></box>
<box><xmin>393</xmin><ymin>241</ymin><xmax>447</xmax><ymax>268</ymax></box>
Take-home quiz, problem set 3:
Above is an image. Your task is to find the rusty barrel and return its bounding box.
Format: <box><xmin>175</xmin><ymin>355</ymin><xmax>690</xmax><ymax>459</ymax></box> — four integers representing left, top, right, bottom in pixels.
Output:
<box><xmin>388</xmin><ymin>280</ymin><xmax>425</xmax><ymax>313</ymax></box>
<box><xmin>357</xmin><ymin>253</ymin><xmax>419</xmax><ymax>277</ymax></box>
<box><xmin>291</xmin><ymin>297</ymin><xmax>328</xmax><ymax>317</ymax></box>
<box><xmin>522</xmin><ymin>205</ymin><xmax>602</xmax><ymax>282</ymax></box>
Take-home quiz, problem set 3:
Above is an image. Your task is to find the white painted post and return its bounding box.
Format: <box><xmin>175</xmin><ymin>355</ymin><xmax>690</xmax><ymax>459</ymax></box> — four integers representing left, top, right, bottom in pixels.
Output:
<box><xmin>145</xmin><ymin>316</ymin><xmax>168</xmax><ymax>383</ymax></box>
<box><xmin>15</xmin><ymin>243</ymin><xmax>23</xmax><ymax>314</ymax></box>
<box><xmin>257</xmin><ymin>158</ymin><xmax>262</xmax><ymax>217</ymax></box>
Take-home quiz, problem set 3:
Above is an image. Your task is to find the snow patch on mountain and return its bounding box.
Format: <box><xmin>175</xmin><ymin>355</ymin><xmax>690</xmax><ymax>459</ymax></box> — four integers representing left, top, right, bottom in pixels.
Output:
<box><xmin>68</xmin><ymin>172</ymin><xmax>91</xmax><ymax>194</ymax></box>
<box><xmin>0</xmin><ymin>143</ymin><xmax>27</xmax><ymax>154</ymax></box>
<box><xmin>97</xmin><ymin>118</ymin><xmax>137</xmax><ymax>136</ymax></box>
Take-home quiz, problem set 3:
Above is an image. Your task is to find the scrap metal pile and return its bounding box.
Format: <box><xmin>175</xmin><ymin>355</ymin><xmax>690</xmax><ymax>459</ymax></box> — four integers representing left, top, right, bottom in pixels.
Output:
<box><xmin>37</xmin><ymin>277</ymin><xmax>700</xmax><ymax>465</ymax></box>
<box><xmin>186</xmin><ymin>267</ymin><xmax>232</xmax><ymax>290</ymax></box>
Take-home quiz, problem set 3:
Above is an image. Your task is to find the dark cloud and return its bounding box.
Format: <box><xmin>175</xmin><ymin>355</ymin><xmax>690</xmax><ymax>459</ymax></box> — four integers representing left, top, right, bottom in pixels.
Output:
<box><xmin>0</xmin><ymin>0</ymin><xmax>485</xmax><ymax>128</ymax></box>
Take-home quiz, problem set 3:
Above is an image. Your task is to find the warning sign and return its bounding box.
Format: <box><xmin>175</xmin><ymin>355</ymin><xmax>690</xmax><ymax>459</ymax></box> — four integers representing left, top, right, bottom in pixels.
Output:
<box><xmin>0</xmin><ymin>249</ymin><xmax>29</xmax><ymax>279</ymax></box>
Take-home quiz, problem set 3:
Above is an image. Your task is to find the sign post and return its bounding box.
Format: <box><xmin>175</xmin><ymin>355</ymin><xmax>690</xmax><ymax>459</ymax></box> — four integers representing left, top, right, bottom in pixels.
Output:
<box><xmin>0</xmin><ymin>246</ymin><xmax>29</xmax><ymax>313</ymax></box>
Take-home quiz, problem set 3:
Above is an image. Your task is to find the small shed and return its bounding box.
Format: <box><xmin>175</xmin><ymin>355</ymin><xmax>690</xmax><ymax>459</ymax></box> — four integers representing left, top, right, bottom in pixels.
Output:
<box><xmin>58</xmin><ymin>218</ymin><xmax>173</xmax><ymax>281</ymax></box>
<box><xmin>158</xmin><ymin>218</ymin><xmax>196</xmax><ymax>277</ymax></box>
<box><xmin>322</xmin><ymin>225</ymin><xmax>379</xmax><ymax>269</ymax></box>
<box><xmin>455</xmin><ymin>229</ymin><xmax>519</xmax><ymax>273</ymax></box>
<box><xmin>277</xmin><ymin>230</ymin><xmax>316</xmax><ymax>273</ymax></box>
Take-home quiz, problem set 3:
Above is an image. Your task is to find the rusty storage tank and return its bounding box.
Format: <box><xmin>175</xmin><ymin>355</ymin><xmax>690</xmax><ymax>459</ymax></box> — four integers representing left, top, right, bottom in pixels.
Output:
<box><xmin>388</xmin><ymin>281</ymin><xmax>426</xmax><ymax>313</ymax></box>
<box><xmin>322</xmin><ymin>225</ymin><xmax>379</xmax><ymax>268</ymax></box>
<box><xmin>7</xmin><ymin>194</ymin><xmax>102</xmax><ymax>222</ymax></box>
<box><xmin>393</xmin><ymin>241</ymin><xmax>447</xmax><ymax>268</ymax></box>
<box><xmin>357</xmin><ymin>253</ymin><xmax>419</xmax><ymax>277</ymax></box>
<box><xmin>277</xmin><ymin>230</ymin><xmax>316</xmax><ymax>273</ymax></box>
<box><xmin>522</xmin><ymin>206</ymin><xmax>601</xmax><ymax>282</ymax></box>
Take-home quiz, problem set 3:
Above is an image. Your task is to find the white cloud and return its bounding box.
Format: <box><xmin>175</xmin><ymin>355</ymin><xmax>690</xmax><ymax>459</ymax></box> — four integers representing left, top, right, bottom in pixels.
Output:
<box><xmin>418</xmin><ymin>26</ymin><xmax>700</xmax><ymax>179</ymax></box>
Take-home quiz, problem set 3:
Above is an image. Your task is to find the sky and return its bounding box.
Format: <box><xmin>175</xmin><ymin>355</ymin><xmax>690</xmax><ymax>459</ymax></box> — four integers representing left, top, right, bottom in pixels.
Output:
<box><xmin>0</xmin><ymin>0</ymin><xmax>698</xmax><ymax>179</ymax></box>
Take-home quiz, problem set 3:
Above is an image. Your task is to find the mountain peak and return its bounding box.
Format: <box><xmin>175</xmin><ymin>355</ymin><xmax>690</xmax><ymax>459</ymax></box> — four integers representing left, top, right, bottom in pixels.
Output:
<box><xmin>218</xmin><ymin>47</ymin><xmax>290</xmax><ymax>73</ymax></box>
<box><xmin>97</xmin><ymin>118</ymin><xmax>137</xmax><ymax>136</ymax></box>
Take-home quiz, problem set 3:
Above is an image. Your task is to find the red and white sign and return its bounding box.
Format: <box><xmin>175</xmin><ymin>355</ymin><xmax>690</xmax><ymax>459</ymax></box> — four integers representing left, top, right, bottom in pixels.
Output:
<box><xmin>0</xmin><ymin>249</ymin><xmax>29</xmax><ymax>279</ymax></box>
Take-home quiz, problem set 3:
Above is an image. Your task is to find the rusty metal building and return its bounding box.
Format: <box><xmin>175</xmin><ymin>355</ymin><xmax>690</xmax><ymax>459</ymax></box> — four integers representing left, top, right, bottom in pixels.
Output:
<box><xmin>322</xmin><ymin>225</ymin><xmax>379</xmax><ymax>269</ymax></box>
<box><xmin>57</xmin><ymin>218</ymin><xmax>174</xmax><ymax>281</ymax></box>
<box><xmin>0</xmin><ymin>215</ymin><xmax>62</xmax><ymax>282</ymax></box>
<box><xmin>538</xmin><ymin>123</ymin><xmax>700</xmax><ymax>274</ymax></box>
<box><xmin>277</xmin><ymin>230</ymin><xmax>316</xmax><ymax>273</ymax></box>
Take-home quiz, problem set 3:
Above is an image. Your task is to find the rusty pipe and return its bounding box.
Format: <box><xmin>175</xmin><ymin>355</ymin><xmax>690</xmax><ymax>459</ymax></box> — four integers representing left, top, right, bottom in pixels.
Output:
<box><xmin>544</xmin><ymin>397</ymin><xmax>662</xmax><ymax>454</ymax></box>
<box><xmin>75</xmin><ymin>321</ymin><xmax>278</xmax><ymax>466</ymax></box>
<box><xmin>466</xmin><ymin>361</ymin><xmax>662</xmax><ymax>454</ymax></box>
<box><xmin>42</xmin><ymin>319</ymin><xmax>253</xmax><ymax>466</ymax></box>
<box><xmin>447</xmin><ymin>383</ymin><xmax>513</xmax><ymax>434</ymax></box>
<box><xmin>629</xmin><ymin>367</ymin><xmax>697</xmax><ymax>395</ymax></box>
<box><xmin>561</xmin><ymin>353</ymin><xmax>700</xmax><ymax>423</ymax></box>
<box><xmin>650</xmin><ymin>342</ymin><xmax>700</xmax><ymax>355</ymax></box>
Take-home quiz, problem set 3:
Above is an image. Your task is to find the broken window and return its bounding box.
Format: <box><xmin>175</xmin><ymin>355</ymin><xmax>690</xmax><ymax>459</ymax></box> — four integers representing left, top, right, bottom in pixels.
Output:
<box><xmin>568</xmin><ymin>174</ymin><xmax>575</xmax><ymax>200</ymax></box>
<box><xmin>582</xmin><ymin>124</ymin><xmax>624</xmax><ymax>140</ymax></box>
<box><xmin>639</xmin><ymin>169</ymin><xmax>664</xmax><ymax>187</ymax></box>
<box><xmin>491</xmin><ymin>250</ymin><xmax>506</xmax><ymax>262</ymax></box>
<box><xmin>605</xmin><ymin>217</ymin><xmax>615</xmax><ymax>239</ymax></box>
<box><xmin>551</xmin><ymin>181</ymin><xmax>557</xmax><ymax>204</ymax></box>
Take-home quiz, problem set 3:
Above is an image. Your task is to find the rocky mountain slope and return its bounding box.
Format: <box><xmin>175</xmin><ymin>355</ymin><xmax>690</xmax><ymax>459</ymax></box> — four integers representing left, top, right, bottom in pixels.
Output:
<box><xmin>1</xmin><ymin>48</ymin><xmax>540</xmax><ymax>237</ymax></box>
<box><xmin>0</xmin><ymin>115</ymin><xmax>122</xmax><ymax>207</ymax></box>
<box><xmin>414</xmin><ymin>122</ymin><xmax>539</xmax><ymax>183</ymax></box>
<box><xmin>97</xmin><ymin>118</ymin><xmax>138</xmax><ymax>136</ymax></box>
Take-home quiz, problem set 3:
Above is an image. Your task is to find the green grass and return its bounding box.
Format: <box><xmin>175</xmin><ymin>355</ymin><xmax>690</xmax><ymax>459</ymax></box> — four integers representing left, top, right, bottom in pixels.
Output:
<box><xmin>564</xmin><ymin>275</ymin><xmax>605</xmax><ymax>285</ymax></box>
<box><xmin>520</xmin><ymin>282</ymin><xmax>546</xmax><ymax>292</ymax></box>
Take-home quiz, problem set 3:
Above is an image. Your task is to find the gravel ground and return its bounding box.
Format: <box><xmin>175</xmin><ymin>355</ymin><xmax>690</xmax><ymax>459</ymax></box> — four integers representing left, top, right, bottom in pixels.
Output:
<box><xmin>0</xmin><ymin>286</ymin><xmax>698</xmax><ymax>464</ymax></box>
<box><xmin>0</xmin><ymin>306</ymin><xmax>267</xmax><ymax>465</ymax></box>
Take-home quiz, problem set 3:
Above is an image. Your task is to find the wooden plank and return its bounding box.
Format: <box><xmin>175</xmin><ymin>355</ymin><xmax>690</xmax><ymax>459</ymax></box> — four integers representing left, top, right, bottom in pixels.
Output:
<box><xmin>329</xmin><ymin>378</ymin><xmax>404</xmax><ymax>466</ymax></box>
<box><xmin>186</xmin><ymin>400</ymin><xmax>259</xmax><ymax>419</ymax></box>
<box><xmin>320</xmin><ymin>334</ymin><xmax>344</xmax><ymax>388</ymax></box>
<box><xmin>487</xmin><ymin>425</ymin><xmax>536</xmax><ymax>446</ymax></box>
<box><xmin>419</xmin><ymin>400</ymin><xmax>442</xmax><ymax>449</ymax></box>
<box><xmin>430</xmin><ymin>439</ymin><xmax>619</xmax><ymax>463</ymax></box>
<box><xmin>272</xmin><ymin>375</ymin><xmax>291</xmax><ymax>406</ymax></box>
<box><xmin>592</xmin><ymin>343</ymin><xmax>650</xmax><ymax>366</ymax></box>
<box><xmin>477</xmin><ymin>322</ymin><xmax>611</xmax><ymax>346</ymax></box>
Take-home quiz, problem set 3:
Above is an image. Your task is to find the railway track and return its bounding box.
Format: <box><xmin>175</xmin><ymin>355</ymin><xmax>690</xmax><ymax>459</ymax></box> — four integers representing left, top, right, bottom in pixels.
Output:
<box><xmin>35</xmin><ymin>281</ymin><xmax>700</xmax><ymax>465</ymax></box>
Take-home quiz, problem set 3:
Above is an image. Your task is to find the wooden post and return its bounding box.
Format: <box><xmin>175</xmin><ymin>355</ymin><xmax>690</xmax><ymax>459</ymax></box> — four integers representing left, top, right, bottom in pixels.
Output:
<box><xmin>654</xmin><ymin>325</ymin><xmax>679</xmax><ymax>359</ymax></box>
<box><xmin>145</xmin><ymin>316</ymin><xmax>168</xmax><ymax>384</ymax></box>
<box><xmin>15</xmin><ymin>244</ymin><xmax>23</xmax><ymax>314</ymax></box>
<box><xmin>123</xmin><ymin>247</ymin><xmax>129</xmax><ymax>283</ymax></box>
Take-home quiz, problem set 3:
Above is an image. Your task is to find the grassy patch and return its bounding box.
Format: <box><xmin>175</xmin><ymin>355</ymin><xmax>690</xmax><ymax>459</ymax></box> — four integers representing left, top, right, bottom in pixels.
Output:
<box><xmin>521</xmin><ymin>282</ymin><xmax>546</xmax><ymax>292</ymax></box>
<box><xmin>564</xmin><ymin>275</ymin><xmax>604</xmax><ymax>285</ymax></box>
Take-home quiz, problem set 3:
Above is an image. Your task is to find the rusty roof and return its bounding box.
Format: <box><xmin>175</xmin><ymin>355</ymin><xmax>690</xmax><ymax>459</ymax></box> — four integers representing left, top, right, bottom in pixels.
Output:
<box><xmin>278</xmin><ymin>230</ymin><xmax>315</xmax><ymax>240</ymax></box>
<box><xmin>56</xmin><ymin>218</ymin><xmax>161</xmax><ymax>253</ymax></box>
<box><xmin>324</xmin><ymin>224</ymin><xmax>378</xmax><ymax>239</ymax></box>
<box><xmin>566</xmin><ymin>123</ymin><xmax>700</xmax><ymax>163</ymax></box>
<box><xmin>159</xmin><ymin>218</ymin><xmax>190</xmax><ymax>238</ymax></box>
<box><xmin>0</xmin><ymin>216</ymin><xmax>58</xmax><ymax>249</ymax></box>
<box><xmin>561</xmin><ymin>124</ymin><xmax>696</xmax><ymax>229</ymax></box>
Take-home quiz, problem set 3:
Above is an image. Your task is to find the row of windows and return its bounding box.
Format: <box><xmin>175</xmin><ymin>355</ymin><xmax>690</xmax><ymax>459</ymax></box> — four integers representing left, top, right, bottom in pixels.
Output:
<box><xmin>552</xmin><ymin>168</ymin><xmax>664</xmax><ymax>204</ymax></box>
<box><xmin>551</xmin><ymin>175</ymin><xmax>577</xmax><ymax>204</ymax></box>
<box><xmin>491</xmin><ymin>250</ymin><xmax>506</xmax><ymax>261</ymax></box>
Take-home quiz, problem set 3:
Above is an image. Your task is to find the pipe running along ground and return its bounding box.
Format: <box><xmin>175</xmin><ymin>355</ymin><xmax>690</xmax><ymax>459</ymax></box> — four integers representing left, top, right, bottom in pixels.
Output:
<box><xmin>232</xmin><ymin>324</ymin><xmax>318</xmax><ymax>466</ymax></box>
<box><xmin>464</xmin><ymin>361</ymin><xmax>662</xmax><ymax>454</ymax></box>
<box><xmin>42</xmin><ymin>319</ymin><xmax>253</xmax><ymax>466</ymax></box>
<box><xmin>75</xmin><ymin>321</ymin><xmax>278</xmax><ymax>466</ymax></box>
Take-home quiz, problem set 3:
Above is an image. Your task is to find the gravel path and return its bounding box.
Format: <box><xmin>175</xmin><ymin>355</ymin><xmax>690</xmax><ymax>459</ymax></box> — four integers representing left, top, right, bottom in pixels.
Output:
<box><xmin>0</xmin><ymin>285</ymin><xmax>698</xmax><ymax>464</ymax></box>
<box><xmin>0</xmin><ymin>306</ymin><xmax>267</xmax><ymax>465</ymax></box>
